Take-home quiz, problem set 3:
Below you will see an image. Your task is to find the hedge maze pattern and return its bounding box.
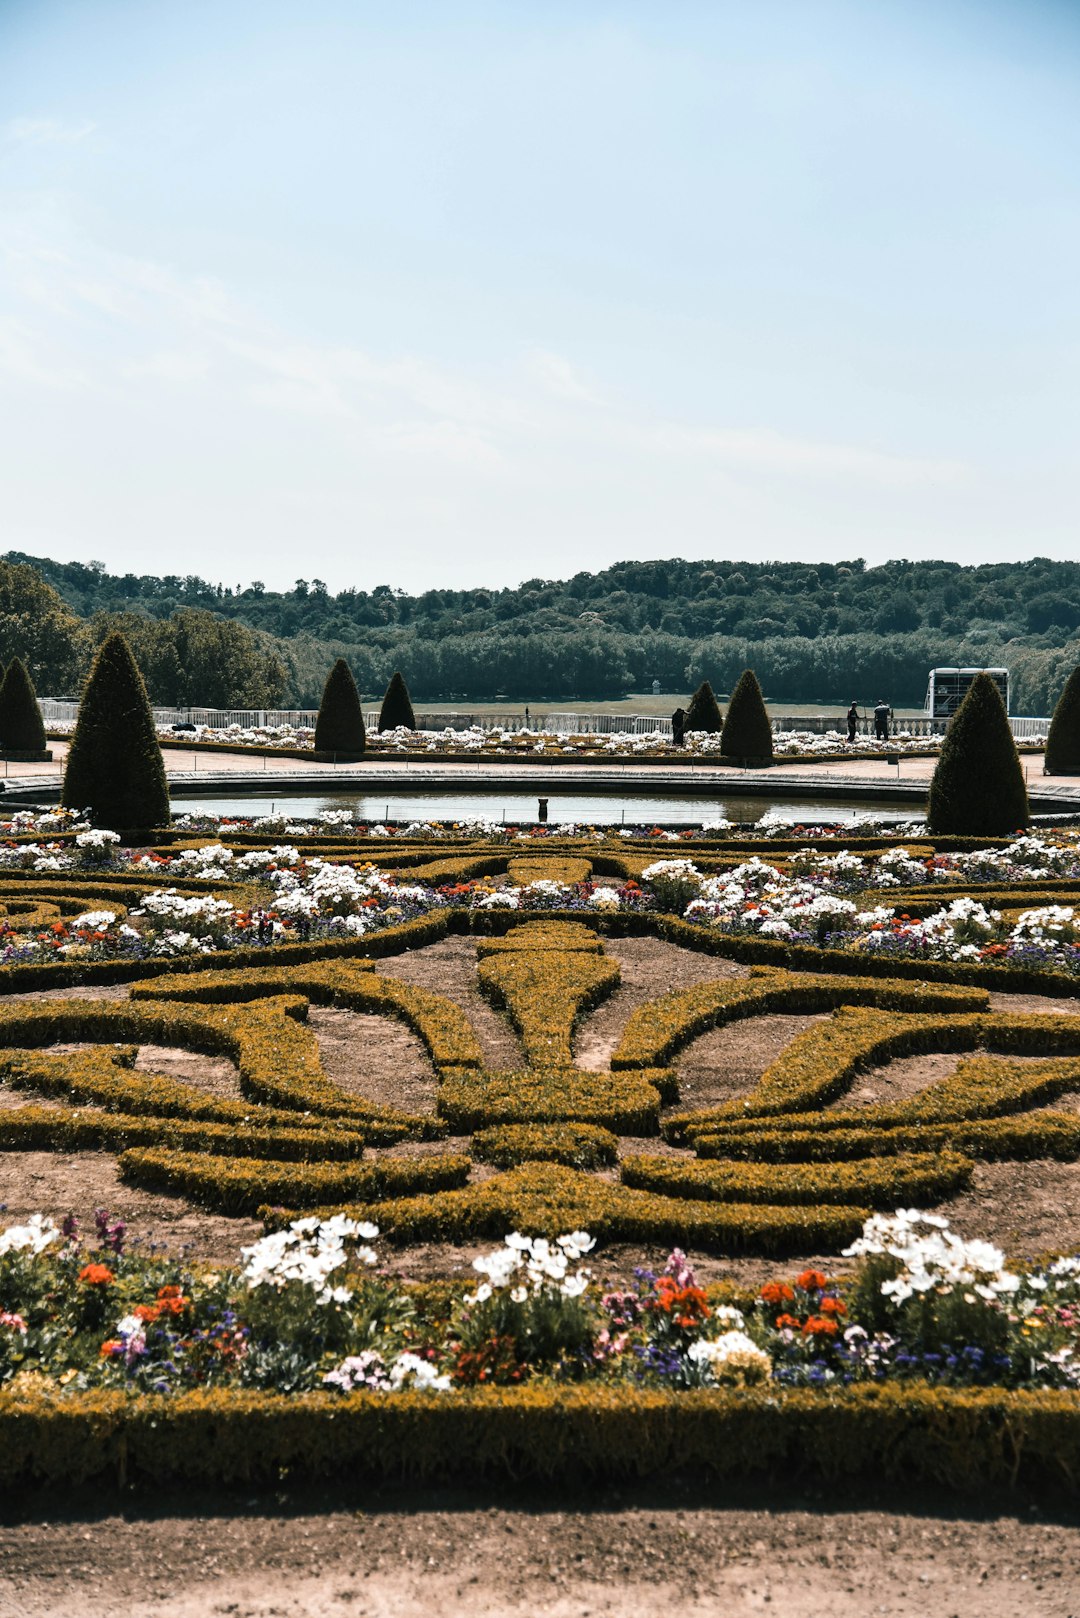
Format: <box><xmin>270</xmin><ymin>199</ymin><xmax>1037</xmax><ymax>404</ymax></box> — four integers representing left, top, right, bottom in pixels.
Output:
<box><xmin>3</xmin><ymin>841</ymin><xmax>1080</xmax><ymax>1255</ymax></box>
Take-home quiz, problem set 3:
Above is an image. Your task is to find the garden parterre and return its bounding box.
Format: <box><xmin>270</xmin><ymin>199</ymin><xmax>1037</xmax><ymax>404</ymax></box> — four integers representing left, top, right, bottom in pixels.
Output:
<box><xmin>2</xmin><ymin>809</ymin><xmax>1080</xmax><ymax>1484</ymax></box>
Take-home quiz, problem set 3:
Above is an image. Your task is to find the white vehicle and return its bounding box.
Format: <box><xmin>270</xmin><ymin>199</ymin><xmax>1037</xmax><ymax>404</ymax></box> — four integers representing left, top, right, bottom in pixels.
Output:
<box><xmin>924</xmin><ymin>667</ymin><xmax>1009</xmax><ymax>720</ymax></box>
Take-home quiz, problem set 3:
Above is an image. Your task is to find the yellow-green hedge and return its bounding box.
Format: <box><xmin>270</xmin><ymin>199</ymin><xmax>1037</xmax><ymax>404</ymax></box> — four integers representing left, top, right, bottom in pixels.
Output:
<box><xmin>277</xmin><ymin>1161</ymin><xmax>868</xmax><ymax>1253</ymax></box>
<box><xmin>0</xmin><ymin>1383</ymin><xmax>1078</xmax><ymax>1491</ymax></box>
<box><xmin>437</xmin><ymin>1066</ymin><xmax>667</xmax><ymax>1134</ymax></box>
<box><xmin>620</xmin><ymin>1149</ymin><xmax>973</xmax><ymax>1207</ymax></box>
<box><xmin>134</xmin><ymin>959</ymin><xmax>484</xmax><ymax>1070</ymax></box>
<box><xmin>0</xmin><ymin>1103</ymin><xmax>371</xmax><ymax>1163</ymax></box>
<box><xmin>691</xmin><ymin>1114</ymin><xmax>1080</xmax><ymax>1163</ymax></box>
<box><xmin>611</xmin><ymin>968</ymin><xmax>988</xmax><ymax>1071</ymax></box>
<box><xmin>120</xmin><ymin>1146</ymin><xmax>471</xmax><ymax>1215</ymax></box>
<box><xmin>477</xmin><ymin>945</ymin><xmax>620</xmax><ymax>1067</ymax></box>
<box><xmin>471</xmin><ymin>1122</ymin><xmax>619</xmax><ymax>1169</ymax></box>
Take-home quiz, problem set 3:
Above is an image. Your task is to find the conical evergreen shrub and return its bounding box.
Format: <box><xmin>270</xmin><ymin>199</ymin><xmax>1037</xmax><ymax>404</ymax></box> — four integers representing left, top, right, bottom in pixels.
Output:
<box><xmin>926</xmin><ymin>672</ymin><xmax>1028</xmax><ymax>834</ymax></box>
<box><xmin>684</xmin><ymin>680</ymin><xmax>723</xmax><ymax>733</ymax></box>
<box><xmin>314</xmin><ymin>659</ymin><xmax>366</xmax><ymax>756</ymax></box>
<box><xmin>378</xmin><ymin>671</ymin><xmax>416</xmax><ymax>731</ymax></box>
<box><xmin>720</xmin><ymin>669</ymin><xmax>774</xmax><ymax>761</ymax></box>
<box><xmin>62</xmin><ymin>633</ymin><xmax>170</xmax><ymax>830</ymax></box>
<box><xmin>1044</xmin><ymin>666</ymin><xmax>1080</xmax><ymax>775</ymax></box>
<box><xmin>0</xmin><ymin>658</ymin><xmax>46</xmax><ymax>753</ymax></box>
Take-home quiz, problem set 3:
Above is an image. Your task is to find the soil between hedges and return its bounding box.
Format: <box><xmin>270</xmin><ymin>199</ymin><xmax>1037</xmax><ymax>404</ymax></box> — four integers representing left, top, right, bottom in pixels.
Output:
<box><xmin>1</xmin><ymin>1481</ymin><xmax>1078</xmax><ymax>1618</ymax></box>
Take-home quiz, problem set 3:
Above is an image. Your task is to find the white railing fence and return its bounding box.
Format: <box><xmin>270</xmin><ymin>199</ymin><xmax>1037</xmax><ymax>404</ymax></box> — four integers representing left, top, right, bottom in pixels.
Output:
<box><xmin>36</xmin><ymin>699</ymin><xmax>1049</xmax><ymax>742</ymax></box>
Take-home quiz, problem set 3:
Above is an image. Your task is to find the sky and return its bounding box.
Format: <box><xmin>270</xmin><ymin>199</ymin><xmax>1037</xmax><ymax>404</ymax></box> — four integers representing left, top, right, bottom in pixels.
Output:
<box><xmin>1</xmin><ymin>0</ymin><xmax>1078</xmax><ymax>595</ymax></box>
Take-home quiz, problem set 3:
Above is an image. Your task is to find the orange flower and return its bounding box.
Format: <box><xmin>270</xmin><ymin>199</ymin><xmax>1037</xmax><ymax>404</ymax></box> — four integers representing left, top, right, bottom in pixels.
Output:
<box><xmin>796</xmin><ymin>1269</ymin><xmax>828</xmax><ymax>1293</ymax></box>
<box><xmin>760</xmin><ymin>1281</ymin><xmax>795</xmax><ymax>1306</ymax></box>
<box><xmin>99</xmin><ymin>1338</ymin><xmax>124</xmax><ymax>1358</ymax></box>
<box><xmin>78</xmin><ymin>1263</ymin><xmax>114</xmax><ymax>1286</ymax></box>
<box><xmin>774</xmin><ymin>1313</ymin><xmax>802</xmax><ymax>1331</ymax></box>
<box><xmin>819</xmin><ymin>1296</ymin><xmax>847</xmax><ymax>1316</ymax></box>
<box><xmin>802</xmin><ymin>1315</ymin><xmax>839</xmax><ymax>1338</ymax></box>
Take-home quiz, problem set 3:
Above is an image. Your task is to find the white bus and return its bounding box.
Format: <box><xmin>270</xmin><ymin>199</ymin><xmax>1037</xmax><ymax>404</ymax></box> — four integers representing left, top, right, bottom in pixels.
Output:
<box><xmin>924</xmin><ymin>667</ymin><xmax>1009</xmax><ymax>721</ymax></box>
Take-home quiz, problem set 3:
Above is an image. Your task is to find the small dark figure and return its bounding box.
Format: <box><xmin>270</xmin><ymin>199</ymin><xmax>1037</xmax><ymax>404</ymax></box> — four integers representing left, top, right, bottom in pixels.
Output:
<box><xmin>846</xmin><ymin>701</ymin><xmax>859</xmax><ymax>744</ymax></box>
<box><xmin>524</xmin><ymin>705</ymin><xmax>530</xmax><ymax>725</ymax></box>
<box><xmin>671</xmin><ymin>706</ymin><xmax>687</xmax><ymax>747</ymax></box>
<box><xmin>874</xmin><ymin>699</ymin><xmax>892</xmax><ymax>742</ymax></box>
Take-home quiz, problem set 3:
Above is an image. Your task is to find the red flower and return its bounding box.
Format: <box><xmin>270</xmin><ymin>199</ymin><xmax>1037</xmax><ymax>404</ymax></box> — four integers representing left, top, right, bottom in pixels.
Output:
<box><xmin>819</xmin><ymin>1296</ymin><xmax>847</xmax><ymax>1317</ymax></box>
<box><xmin>802</xmin><ymin>1315</ymin><xmax>839</xmax><ymax>1338</ymax></box>
<box><xmin>796</xmin><ymin>1269</ymin><xmax>828</xmax><ymax>1293</ymax></box>
<box><xmin>78</xmin><ymin>1263</ymin><xmax>114</xmax><ymax>1286</ymax></box>
<box><xmin>760</xmin><ymin>1281</ymin><xmax>795</xmax><ymax>1306</ymax></box>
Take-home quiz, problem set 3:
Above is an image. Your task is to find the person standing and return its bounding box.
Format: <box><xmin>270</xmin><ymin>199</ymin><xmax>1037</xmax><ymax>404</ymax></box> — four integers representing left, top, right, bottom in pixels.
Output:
<box><xmin>671</xmin><ymin>706</ymin><xmax>687</xmax><ymax>747</ymax></box>
<box><xmin>846</xmin><ymin>701</ymin><xmax>859</xmax><ymax>744</ymax></box>
<box><xmin>873</xmin><ymin>699</ymin><xmax>892</xmax><ymax>742</ymax></box>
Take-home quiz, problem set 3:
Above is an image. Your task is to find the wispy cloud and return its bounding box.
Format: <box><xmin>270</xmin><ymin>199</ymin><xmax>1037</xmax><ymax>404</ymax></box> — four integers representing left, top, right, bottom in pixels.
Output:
<box><xmin>5</xmin><ymin>117</ymin><xmax>97</xmax><ymax>147</ymax></box>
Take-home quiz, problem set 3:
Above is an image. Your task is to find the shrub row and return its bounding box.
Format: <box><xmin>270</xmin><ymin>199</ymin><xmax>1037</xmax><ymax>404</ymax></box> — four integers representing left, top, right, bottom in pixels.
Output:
<box><xmin>120</xmin><ymin>1146</ymin><xmax>471</xmax><ymax>1215</ymax></box>
<box><xmin>272</xmin><ymin>1161</ymin><xmax>868</xmax><ymax>1253</ymax></box>
<box><xmin>0</xmin><ymin>1044</ymin><xmax>406</xmax><ymax>1142</ymax></box>
<box><xmin>477</xmin><ymin>945</ymin><xmax>620</xmax><ymax>1068</ymax></box>
<box><xmin>691</xmin><ymin>1114</ymin><xmax>1080</xmax><ymax>1164</ymax></box>
<box><xmin>134</xmin><ymin>959</ymin><xmax>484</xmax><ymax>1070</ymax></box>
<box><xmin>471</xmin><ymin>1122</ymin><xmax>620</xmax><ymax>1169</ymax></box>
<box><xmin>0</xmin><ymin>910</ymin><xmax>452</xmax><ymax>993</ymax></box>
<box><xmin>0</xmin><ymin>1103</ymin><xmax>372</xmax><ymax>1164</ymax></box>
<box><xmin>475</xmin><ymin>921</ymin><xmax>605</xmax><ymax>957</ymax></box>
<box><xmin>436</xmin><ymin>1066</ymin><xmax>669</xmax><ymax>1134</ymax></box>
<box><xmin>505</xmin><ymin>856</ymin><xmax>595</xmax><ymax>886</ymax></box>
<box><xmin>663</xmin><ymin>1006</ymin><xmax>1080</xmax><ymax>1137</ymax></box>
<box><xmin>611</xmin><ymin>968</ymin><xmax>988</xmax><ymax>1071</ymax></box>
<box><xmin>0</xmin><ymin>1383</ymin><xmax>1077</xmax><ymax>1492</ymax></box>
<box><xmin>619</xmin><ymin>1149</ymin><xmax>974</xmax><ymax>1208</ymax></box>
<box><xmin>0</xmin><ymin>994</ymin><xmax>434</xmax><ymax>1137</ymax></box>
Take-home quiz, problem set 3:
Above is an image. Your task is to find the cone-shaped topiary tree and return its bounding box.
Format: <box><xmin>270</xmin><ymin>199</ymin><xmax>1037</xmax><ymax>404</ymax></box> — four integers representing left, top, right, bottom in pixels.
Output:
<box><xmin>720</xmin><ymin>668</ymin><xmax>774</xmax><ymax>761</ymax></box>
<box><xmin>62</xmin><ymin>632</ymin><xmax>170</xmax><ymax>830</ymax></box>
<box><xmin>927</xmin><ymin>672</ymin><xmax>1028</xmax><ymax>834</ymax></box>
<box><xmin>1045</xmin><ymin>666</ymin><xmax>1080</xmax><ymax>775</ymax></box>
<box><xmin>314</xmin><ymin>659</ymin><xmax>366</xmax><ymax>756</ymax></box>
<box><xmin>0</xmin><ymin>657</ymin><xmax>46</xmax><ymax>753</ymax></box>
<box><xmin>378</xmin><ymin>670</ymin><xmax>416</xmax><ymax>732</ymax></box>
<box><xmin>684</xmin><ymin>680</ymin><xmax>723</xmax><ymax>733</ymax></box>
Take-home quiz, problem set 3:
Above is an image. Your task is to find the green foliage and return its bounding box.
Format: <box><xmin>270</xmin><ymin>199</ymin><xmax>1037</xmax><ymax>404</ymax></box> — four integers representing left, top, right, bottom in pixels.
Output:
<box><xmin>2</xmin><ymin>1383</ymin><xmax>1080</xmax><ymax>1492</ymax></box>
<box><xmin>90</xmin><ymin>606</ymin><xmax>288</xmax><ymax>708</ymax></box>
<box><xmin>471</xmin><ymin>1123</ymin><xmax>619</xmax><ymax>1169</ymax></box>
<box><xmin>61</xmin><ymin>633</ymin><xmax>170</xmax><ymax>830</ymax></box>
<box><xmin>927</xmin><ymin>672</ymin><xmax>1028</xmax><ymax>835</ymax></box>
<box><xmin>313</xmin><ymin>659</ymin><xmax>366</xmax><ymax>755</ymax></box>
<box><xmin>684</xmin><ymin>679</ymin><xmax>723</xmax><ymax>733</ymax></box>
<box><xmin>720</xmin><ymin>668</ymin><xmax>773</xmax><ymax>760</ymax></box>
<box><xmin>378</xmin><ymin>670</ymin><xmax>416</xmax><ymax>730</ymax></box>
<box><xmin>0</xmin><ymin>657</ymin><xmax>46</xmax><ymax>751</ymax></box>
<box><xmin>0</xmin><ymin>559</ymin><xmax>85</xmax><ymax>693</ymax></box>
<box><xmin>1045</xmin><ymin>665</ymin><xmax>1080</xmax><ymax>773</ymax></box>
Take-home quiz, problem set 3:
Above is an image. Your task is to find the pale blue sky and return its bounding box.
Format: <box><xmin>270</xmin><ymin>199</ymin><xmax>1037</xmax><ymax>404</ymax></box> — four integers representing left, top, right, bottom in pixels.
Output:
<box><xmin>1</xmin><ymin>0</ymin><xmax>1078</xmax><ymax>591</ymax></box>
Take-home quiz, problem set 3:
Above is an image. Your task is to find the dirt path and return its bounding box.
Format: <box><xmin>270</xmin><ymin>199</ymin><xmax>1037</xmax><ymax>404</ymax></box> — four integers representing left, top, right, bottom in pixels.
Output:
<box><xmin>1</xmin><ymin>1482</ymin><xmax>1077</xmax><ymax>1618</ymax></box>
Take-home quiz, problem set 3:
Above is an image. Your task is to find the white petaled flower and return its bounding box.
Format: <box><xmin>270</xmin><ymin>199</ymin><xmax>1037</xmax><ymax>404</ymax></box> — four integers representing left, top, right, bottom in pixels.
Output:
<box><xmin>687</xmin><ymin>1332</ymin><xmax>772</xmax><ymax>1384</ymax></box>
<box><xmin>0</xmin><ymin>1213</ymin><xmax>61</xmax><ymax>1256</ymax></box>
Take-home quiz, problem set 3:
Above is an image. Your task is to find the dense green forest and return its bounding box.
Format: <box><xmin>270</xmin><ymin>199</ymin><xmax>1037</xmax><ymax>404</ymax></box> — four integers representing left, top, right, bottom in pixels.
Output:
<box><xmin>3</xmin><ymin>552</ymin><xmax>1079</xmax><ymax>714</ymax></box>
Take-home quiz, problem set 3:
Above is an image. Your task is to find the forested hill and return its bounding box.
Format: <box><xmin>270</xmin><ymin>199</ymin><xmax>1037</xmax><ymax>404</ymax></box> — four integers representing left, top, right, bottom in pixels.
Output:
<box><xmin>4</xmin><ymin>551</ymin><xmax>1080</xmax><ymax>714</ymax></box>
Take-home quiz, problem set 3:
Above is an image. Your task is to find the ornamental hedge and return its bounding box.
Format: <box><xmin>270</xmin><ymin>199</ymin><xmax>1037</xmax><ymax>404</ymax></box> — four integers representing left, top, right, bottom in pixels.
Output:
<box><xmin>926</xmin><ymin>672</ymin><xmax>1028</xmax><ymax>835</ymax></box>
<box><xmin>62</xmin><ymin>631</ymin><xmax>170</xmax><ymax>831</ymax></box>
<box><xmin>720</xmin><ymin>668</ymin><xmax>773</xmax><ymax>761</ymax></box>
<box><xmin>313</xmin><ymin>658</ymin><xmax>366</xmax><ymax>756</ymax></box>
<box><xmin>0</xmin><ymin>656</ymin><xmax>47</xmax><ymax>753</ymax></box>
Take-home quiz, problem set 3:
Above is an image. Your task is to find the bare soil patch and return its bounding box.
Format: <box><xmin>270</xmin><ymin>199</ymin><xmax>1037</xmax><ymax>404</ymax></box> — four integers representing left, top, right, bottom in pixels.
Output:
<box><xmin>574</xmin><ymin>937</ymin><xmax>748</xmax><ymax>1070</ymax></box>
<box><xmin>671</xmin><ymin>1012</ymin><xmax>826</xmax><ymax>1111</ymax></box>
<box><xmin>1</xmin><ymin>1484</ymin><xmax>1077</xmax><ymax>1618</ymax></box>
<box><xmin>308</xmin><ymin>1005</ymin><xmax>438</xmax><ymax>1115</ymax></box>
<box><xmin>987</xmin><ymin>989</ymin><xmax>1080</xmax><ymax>1015</ymax></box>
<box><xmin>379</xmin><ymin>937</ymin><xmax>524</xmax><ymax>1068</ymax></box>
<box><xmin>0</xmin><ymin>1150</ymin><xmax>261</xmax><ymax>1263</ymax></box>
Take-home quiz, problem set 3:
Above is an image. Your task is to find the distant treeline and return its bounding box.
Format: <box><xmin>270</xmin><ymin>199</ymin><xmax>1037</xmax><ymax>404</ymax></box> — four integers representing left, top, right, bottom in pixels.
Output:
<box><xmin>3</xmin><ymin>552</ymin><xmax>1079</xmax><ymax>714</ymax></box>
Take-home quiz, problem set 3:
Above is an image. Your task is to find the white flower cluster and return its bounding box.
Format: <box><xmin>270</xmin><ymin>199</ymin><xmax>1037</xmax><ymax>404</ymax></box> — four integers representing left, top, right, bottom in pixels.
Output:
<box><xmin>323</xmin><ymin>1349</ymin><xmax>451</xmax><ymax>1393</ymax></box>
<box><xmin>466</xmin><ymin>1230</ymin><xmax>595</xmax><ymax>1305</ymax></box>
<box><xmin>843</xmin><ymin>1210</ymin><xmax>1021</xmax><ymax>1304</ymax></box>
<box><xmin>0</xmin><ymin>1213</ymin><xmax>61</xmax><ymax>1257</ymax></box>
<box><xmin>687</xmin><ymin>1329</ymin><xmax>772</xmax><ymax>1384</ymax></box>
<box><xmin>241</xmin><ymin>1215</ymin><xmax>379</xmax><ymax>1305</ymax></box>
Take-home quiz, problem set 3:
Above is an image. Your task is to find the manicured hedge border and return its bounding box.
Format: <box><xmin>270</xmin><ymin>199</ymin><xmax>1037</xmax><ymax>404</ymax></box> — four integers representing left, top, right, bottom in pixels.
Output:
<box><xmin>0</xmin><ymin>1383</ymin><xmax>1076</xmax><ymax>1493</ymax></box>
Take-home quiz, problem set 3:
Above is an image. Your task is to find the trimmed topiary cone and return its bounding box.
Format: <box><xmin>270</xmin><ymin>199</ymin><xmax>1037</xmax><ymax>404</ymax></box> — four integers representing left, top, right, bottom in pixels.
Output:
<box><xmin>720</xmin><ymin>669</ymin><xmax>773</xmax><ymax>761</ymax></box>
<box><xmin>0</xmin><ymin>657</ymin><xmax>46</xmax><ymax>752</ymax></box>
<box><xmin>1045</xmin><ymin>666</ymin><xmax>1080</xmax><ymax>775</ymax></box>
<box><xmin>378</xmin><ymin>670</ymin><xmax>416</xmax><ymax>732</ymax></box>
<box><xmin>684</xmin><ymin>680</ymin><xmax>723</xmax><ymax>733</ymax></box>
<box><xmin>62</xmin><ymin>632</ymin><xmax>170</xmax><ymax>830</ymax></box>
<box><xmin>927</xmin><ymin>672</ymin><xmax>1028</xmax><ymax>834</ymax></box>
<box><xmin>314</xmin><ymin>659</ymin><xmax>366</xmax><ymax>756</ymax></box>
